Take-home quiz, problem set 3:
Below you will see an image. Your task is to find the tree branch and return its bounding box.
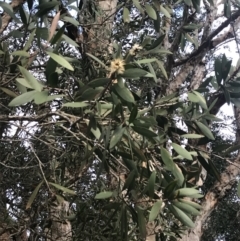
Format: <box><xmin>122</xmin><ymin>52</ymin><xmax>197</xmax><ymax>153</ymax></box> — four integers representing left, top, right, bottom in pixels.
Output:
<box><xmin>174</xmin><ymin>9</ymin><xmax>240</xmax><ymax>67</ymax></box>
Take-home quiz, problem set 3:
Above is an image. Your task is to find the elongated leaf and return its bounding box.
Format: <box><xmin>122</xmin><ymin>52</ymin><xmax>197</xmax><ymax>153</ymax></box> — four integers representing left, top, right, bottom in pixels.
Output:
<box><xmin>8</xmin><ymin>90</ymin><xmax>38</xmax><ymax>106</ymax></box>
<box><xmin>0</xmin><ymin>2</ymin><xmax>20</xmax><ymax>23</ymax></box>
<box><xmin>129</xmin><ymin>105</ymin><xmax>138</xmax><ymax>123</ymax></box>
<box><xmin>133</xmin><ymin>0</ymin><xmax>144</xmax><ymax>13</ymax></box>
<box><xmin>174</xmin><ymin>188</ymin><xmax>202</xmax><ymax>198</ymax></box>
<box><xmin>145</xmin><ymin>4</ymin><xmax>157</xmax><ymax>20</ymax></box>
<box><xmin>113</xmin><ymin>84</ymin><xmax>135</xmax><ymax>103</ymax></box>
<box><xmin>160</xmin><ymin>5</ymin><xmax>171</xmax><ymax>18</ymax></box>
<box><xmin>181</xmin><ymin>134</ymin><xmax>204</xmax><ymax>139</ymax></box>
<box><xmin>172</xmin><ymin>164</ymin><xmax>184</xmax><ymax>187</ymax></box>
<box><xmin>178</xmin><ymin>198</ymin><xmax>202</xmax><ymax>210</ymax></box>
<box><xmin>95</xmin><ymin>191</ymin><xmax>113</xmax><ymax>199</ymax></box>
<box><xmin>136</xmin><ymin>207</ymin><xmax>147</xmax><ymax>239</ymax></box>
<box><xmin>161</xmin><ymin>147</ymin><xmax>174</xmax><ymax>170</ymax></box>
<box><xmin>88</xmin><ymin>78</ymin><xmax>111</xmax><ymax>88</ymax></box>
<box><xmin>215</xmin><ymin>58</ymin><xmax>222</xmax><ymax>84</ymax></box>
<box><xmin>26</xmin><ymin>181</ymin><xmax>44</xmax><ymax>209</ymax></box>
<box><xmin>18</xmin><ymin>66</ymin><xmax>44</xmax><ymax>91</ymax></box>
<box><xmin>12</xmin><ymin>51</ymin><xmax>30</xmax><ymax>57</ymax></box>
<box><xmin>147</xmin><ymin>171</ymin><xmax>156</xmax><ymax>198</ymax></box>
<box><xmin>86</xmin><ymin>53</ymin><xmax>107</xmax><ymax>68</ymax></box>
<box><xmin>121</xmin><ymin>68</ymin><xmax>149</xmax><ymax>78</ymax></box>
<box><xmin>132</xmin><ymin>126</ymin><xmax>158</xmax><ymax>138</ymax></box>
<box><xmin>172</xmin><ymin>143</ymin><xmax>192</xmax><ymax>160</ymax></box>
<box><xmin>36</xmin><ymin>1</ymin><xmax>59</xmax><ymax>16</ymax></box>
<box><xmin>237</xmin><ymin>182</ymin><xmax>240</xmax><ymax>198</ymax></box>
<box><xmin>49</xmin><ymin>182</ymin><xmax>76</xmax><ymax>195</ymax></box>
<box><xmin>149</xmin><ymin>201</ymin><xmax>162</xmax><ymax>221</ymax></box>
<box><xmin>63</xmin><ymin>16</ymin><xmax>79</xmax><ymax>27</ymax></box>
<box><xmin>122</xmin><ymin>170</ymin><xmax>136</xmax><ymax>191</ymax></box>
<box><xmin>156</xmin><ymin>60</ymin><xmax>168</xmax><ymax>79</ymax></box>
<box><xmin>110</xmin><ymin>126</ymin><xmax>126</xmax><ymax>149</ymax></box>
<box><xmin>0</xmin><ymin>87</ymin><xmax>17</xmax><ymax>97</ymax></box>
<box><xmin>63</xmin><ymin>102</ymin><xmax>89</xmax><ymax>108</ymax></box>
<box><xmin>172</xmin><ymin>201</ymin><xmax>200</xmax><ymax>216</ymax></box>
<box><xmin>168</xmin><ymin>204</ymin><xmax>195</xmax><ymax>228</ymax></box>
<box><xmin>195</xmin><ymin>121</ymin><xmax>215</xmax><ymax>140</ymax></box>
<box><xmin>123</xmin><ymin>7</ymin><xmax>130</xmax><ymax>23</ymax></box>
<box><xmin>47</xmin><ymin>52</ymin><xmax>74</xmax><ymax>71</ymax></box>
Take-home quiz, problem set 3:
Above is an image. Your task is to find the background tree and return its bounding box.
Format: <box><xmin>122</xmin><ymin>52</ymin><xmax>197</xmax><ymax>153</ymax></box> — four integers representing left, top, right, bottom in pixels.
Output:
<box><xmin>1</xmin><ymin>0</ymin><xmax>240</xmax><ymax>241</ymax></box>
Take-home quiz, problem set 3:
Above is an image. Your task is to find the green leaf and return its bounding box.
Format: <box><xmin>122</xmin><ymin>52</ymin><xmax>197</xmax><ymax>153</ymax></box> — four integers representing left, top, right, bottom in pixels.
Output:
<box><xmin>62</xmin><ymin>16</ymin><xmax>79</xmax><ymax>27</ymax></box>
<box><xmin>8</xmin><ymin>90</ymin><xmax>38</xmax><ymax>106</ymax></box>
<box><xmin>184</xmin><ymin>0</ymin><xmax>192</xmax><ymax>6</ymax></box>
<box><xmin>16</xmin><ymin>78</ymin><xmax>34</xmax><ymax>89</ymax></box>
<box><xmin>237</xmin><ymin>182</ymin><xmax>240</xmax><ymax>198</ymax></box>
<box><xmin>183</xmin><ymin>24</ymin><xmax>201</xmax><ymax>30</ymax></box>
<box><xmin>156</xmin><ymin>60</ymin><xmax>168</xmax><ymax>79</ymax></box>
<box><xmin>224</xmin><ymin>0</ymin><xmax>231</xmax><ymax>18</ymax></box>
<box><xmin>147</xmin><ymin>171</ymin><xmax>156</xmax><ymax>198</ymax></box>
<box><xmin>174</xmin><ymin>188</ymin><xmax>202</xmax><ymax>198</ymax></box>
<box><xmin>172</xmin><ymin>143</ymin><xmax>193</xmax><ymax>160</ymax></box>
<box><xmin>135</xmin><ymin>58</ymin><xmax>156</xmax><ymax>64</ymax></box>
<box><xmin>136</xmin><ymin>207</ymin><xmax>147</xmax><ymax>239</ymax></box>
<box><xmin>122</xmin><ymin>170</ymin><xmax>136</xmax><ymax>191</ymax></box>
<box><xmin>172</xmin><ymin>164</ymin><xmax>184</xmax><ymax>187</ymax></box>
<box><xmin>34</xmin><ymin>91</ymin><xmax>48</xmax><ymax>104</ymax></box>
<box><xmin>168</xmin><ymin>204</ymin><xmax>195</xmax><ymax>228</ymax></box>
<box><xmin>121</xmin><ymin>68</ymin><xmax>149</xmax><ymax>78</ymax></box>
<box><xmin>160</xmin><ymin>5</ymin><xmax>171</xmax><ymax>18</ymax></box>
<box><xmin>221</xmin><ymin>55</ymin><xmax>232</xmax><ymax>81</ymax></box>
<box><xmin>123</xmin><ymin>7</ymin><xmax>130</xmax><ymax>23</ymax></box>
<box><xmin>63</xmin><ymin>102</ymin><xmax>89</xmax><ymax>108</ymax></box>
<box><xmin>0</xmin><ymin>87</ymin><xmax>17</xmax><ymax>97</ymax></box>
<box><xmin>223</xmin><ymin>144</ymin><xmax>240</xmax><ymax>155</ymax></box>
<box><xmin>215</xmin><ymin>58</ymin><xmax>222</xmax><ymax>84</ymax></box>
<box><xmin>26</xmin><ymin>181</ymin><xmax>44</xmax><ymax>209</ymax></box>
<box><xmin>95</xmin><ymin>191</ymin><xmax>113</xmax><ymax>199</ymax></box>
<box><xmin>36</xmin><ymin>1</ymin><xmax>59</xmax><ymax>16</ymax></box>
<box><xmin>172</xmin><ymin>201</ymin><xmax>200</xmax><ymax>216</ymax></box>
<box><xmin>178</xmin><ymin>198</ymin><xmax>202</xmax><ymax>210</ymax></box>
<box><xmin>145</xmin><ymin>4</ymin><xmax>157</xmax><ymax>20</ymax></box>
<box><xmin>0</xmin><ymin>2</ymin><xmax>20</xmax><ymax>23</ymax></box>
<box><xmin>181</xmin><ymin>134</ymin><xmax>204</xmax><ymax>139</ymax></box>
<box><xmin>109</xmin><ymin>126</ymin><xmax>126</xmax><ymax>149</ymax></box>
<box><xmin>62</xmin><ymin>34</ymin><xmax>79</xmax><ymax>47</ymax></box>
<box><xmin>88</xmin><ymin>78</ymin><xmax>111</xmax><ymax>88</ymax></box>
<box><xmin>149</xmin><ymin>201</ymin><xmax>162</xmax><ymax>221</ymax></box>
<box><xmin>48</xmin><ymin>182</ymin><xmax>76</xmax><ymax>195</ymax></box>
<box><xmin>18</xmin><ymin>66</ymin><xmax>44</xmax><ymax>92</ymax></box>
<box><xmin>113</xmin><ymin>84</ymin><xmax>135</xmax><ymax>103</ymax></box>
<box><xmin>19</xmin><ymin>4</ymin><xmax>28</xmax><ymax>25</ymax></box>
<box><xmin>131</xmin><ymin>126</ymin><xmax>158</xmax><ymax>138</ymax></box>
<box><xmin>133</xmin><ymin>0</ymin><xmax>144</xmax><ymax>13</ymax></box>
<box><xmin>161</xmin><ymin>147</ymin><xmax>174</xmax><ymax>171</ymax></box>
<box><xmin>192</xmin><ymin>91</ymin><xmax>207</xmax><ymax>109</ymax></box>
<box><xmin>12</xmin><ymin>50</ymin><xmax>30</xmax><ymax>57</ymax></box>
<box><xmin>86</xmin><ymin>53</ymin><xmax>107</xmax><ymax>68</ymax></box>
<box><xmin>195</xmin><ymin>121</ymin><xmax>215</xmax><ymax>140</ymax></box>
<box><xmin>129</xmin><ymin>105</ymin><xmax>138</xmax><ymax>123</ymax></box>
<box><xmin>164</xmin><ymin>180</ymin><xmax>178</xmax><ymax>198</ymax></box>
<box><xmin>47</xmin><ymin>52</ymin><xmax>74</xmax><ymax>71</ymax></box>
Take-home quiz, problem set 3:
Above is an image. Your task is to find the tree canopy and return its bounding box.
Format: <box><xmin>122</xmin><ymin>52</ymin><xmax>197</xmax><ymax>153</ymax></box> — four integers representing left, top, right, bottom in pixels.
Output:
<box><xmin>1</xmin><ymin>0</ymin><xmax>240</xmax><ymax>241</ymax></box>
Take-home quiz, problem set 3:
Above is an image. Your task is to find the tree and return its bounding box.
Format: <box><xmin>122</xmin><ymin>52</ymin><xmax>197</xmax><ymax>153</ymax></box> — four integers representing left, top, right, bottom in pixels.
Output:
<box><xmin>1</xmin><ymin>0</ymin><xmax>240</xmax><ymax>240</ymax></box>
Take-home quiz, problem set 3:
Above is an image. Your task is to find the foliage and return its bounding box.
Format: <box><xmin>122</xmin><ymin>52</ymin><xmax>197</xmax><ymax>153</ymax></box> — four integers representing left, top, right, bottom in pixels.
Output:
<box><xmin>0</xmin><ymin>0</ymin><xmax>240</xmax><ymax>240</ymax></box>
